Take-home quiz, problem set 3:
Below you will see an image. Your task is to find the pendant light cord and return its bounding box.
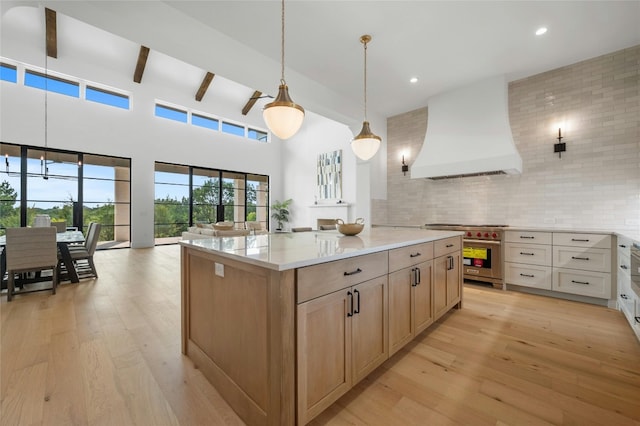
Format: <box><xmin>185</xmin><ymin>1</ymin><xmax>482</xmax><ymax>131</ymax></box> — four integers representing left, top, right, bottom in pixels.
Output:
<box><xmin>363</xmin><ymin>38</ymin><xmax>368</xmax><ymax>121</ymax></box>
<box><xmin>280</xmin><ymin>0</ymin><xmax>286</xmax><ymax>85</ymax></box>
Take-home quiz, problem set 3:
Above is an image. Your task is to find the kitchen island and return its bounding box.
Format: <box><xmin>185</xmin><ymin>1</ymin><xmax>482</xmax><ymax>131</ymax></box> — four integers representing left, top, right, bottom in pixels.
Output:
<box><xmin>180</xmin><ymin>228</ymin><xmax>463</xmax><ymax>425</ymax></box>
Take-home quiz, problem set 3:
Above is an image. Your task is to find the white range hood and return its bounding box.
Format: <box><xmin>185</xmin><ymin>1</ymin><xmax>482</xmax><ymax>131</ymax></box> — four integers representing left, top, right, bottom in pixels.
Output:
<box><xmin>411</xmin><ymin>75</ymin><xmax>522</xmax><ymax>180</ymax></box>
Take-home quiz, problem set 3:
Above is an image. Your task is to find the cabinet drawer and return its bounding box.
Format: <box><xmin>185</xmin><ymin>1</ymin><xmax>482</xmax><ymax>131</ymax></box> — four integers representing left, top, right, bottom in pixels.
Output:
<box><xmin>297</xmin><ymin>251</ymin><xmax>388</xmax><ymax>303</ymax></box>
<box><xmin>616</xmin><ymin>235</ymin><xmax>632</xmax><ymax>257</ymax></box>
<box><xmin>553</xmin><ymin>233</ymin><xmax>611</xmax><ymax>249</ymax></box>
<box><xmin>505</xmin><ymin>262</ymin><xmax>552</xmax><ymax>290</ymax></box>
<box><xmin>618</xmin><ymin>272</ymin><xmax>635</xmax><ymax>323</ymax></box>
<box><xmin>552</xmin><ymin>246</ymin><xmax>611</xmax><ymax>273</ymax></box>
<box><xmin>504</xmin><ymin>243</ymin><xmax>552</xmax><ymax>266</ymax></box>
<box><xmin>388</xmin><ymin>242</ymin><xmax>433</xmax><ymax>273</ymax></box>
<box><xmin>434</xmin><ymin>236</ymin><xmax>461</xmax><ymax>258</ymax></box>
<box><xmin>552</xmin><ymin>269</ymin><xmax>611</xmax><ymax>299</ymax></box>
<box><xmin>505</xmin><ymin>230</ymin><xmax>552</xmax><ymax>245</ymax></box>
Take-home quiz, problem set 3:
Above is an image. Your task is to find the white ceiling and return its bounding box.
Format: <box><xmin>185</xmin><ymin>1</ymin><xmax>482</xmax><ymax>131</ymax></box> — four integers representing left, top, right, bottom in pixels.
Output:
<box><xmin>163</xmin><ymin>1</ymin><xmax>640</xmax><ymax>118</ymax></box>
<box><xmin>3</xmin><ymin>1</ymin><xmax>640</xmax><ymax>126</ymax></box>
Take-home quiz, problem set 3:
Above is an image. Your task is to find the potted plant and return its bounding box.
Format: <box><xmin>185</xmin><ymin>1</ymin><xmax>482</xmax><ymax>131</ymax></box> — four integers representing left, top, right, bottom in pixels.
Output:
<box><xmin>271</xmin><ymin>199</ymin><xmax>292</xmax><ymax>231</ymax></box>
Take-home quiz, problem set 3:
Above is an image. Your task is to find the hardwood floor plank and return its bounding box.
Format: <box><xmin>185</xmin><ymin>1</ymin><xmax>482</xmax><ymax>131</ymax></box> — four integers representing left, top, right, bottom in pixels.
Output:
<box><xmin>0</xmin><ymin>362</ymin><xmax>47</xmax><ymax>425</ymax></box>
<box><xmin>43</xmin><ymin>330</ymin><xmax>88</xmax><ymax>425</ymax></box>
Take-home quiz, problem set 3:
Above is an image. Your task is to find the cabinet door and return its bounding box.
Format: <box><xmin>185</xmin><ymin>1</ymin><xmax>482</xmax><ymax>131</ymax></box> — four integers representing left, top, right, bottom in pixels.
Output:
<box><xmin>446</xmin><ymin>252</ymin><xmax>461</xmax><ymax>307</ymax></box>
<box><xmin>413</xmin><ymin>260</ymin><xmax>434</xmax><ymax>335</ymax></box>
<box><xmin>187</xmin><ymin>254</ymin><xmax>216</xmax><ymax>356</ymax></box>
<box><xmin>388</xmin><ymin>268</ymin><xmax>413</xmax><ymax>356</ymax></box>
<box><xmin>351</xmin><ymin>277</ymin><xmax>388</xmax><ymax>384</ymax></box>
<box><xmin>434</xmin><ymin>255</ymin><xmax>448</xmax><ymax>319</ymax></box>
<box><xmin>297</xmin><ymin>290</ymin><xmax>352</xmax><ymax>425</ymax></box>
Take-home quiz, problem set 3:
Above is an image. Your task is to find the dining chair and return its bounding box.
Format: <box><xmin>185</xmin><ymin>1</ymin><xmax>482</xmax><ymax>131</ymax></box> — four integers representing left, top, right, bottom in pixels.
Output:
<box><xmin>66</xmin><ymin>222</ymin><xmax>101</xmax><ymax>279</ymax></box>
<box><xmin>5</xmin><ymin>227</ymin><xmax>58</xmax><ymax>301</ymax></box>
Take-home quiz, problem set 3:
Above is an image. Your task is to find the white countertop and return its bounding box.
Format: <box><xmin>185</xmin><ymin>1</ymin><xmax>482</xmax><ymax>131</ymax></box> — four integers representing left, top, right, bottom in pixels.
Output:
<box><xmin>180</xmin><ymin>228</ymin><xmax>463</xmax><ymax>271</ymax></box>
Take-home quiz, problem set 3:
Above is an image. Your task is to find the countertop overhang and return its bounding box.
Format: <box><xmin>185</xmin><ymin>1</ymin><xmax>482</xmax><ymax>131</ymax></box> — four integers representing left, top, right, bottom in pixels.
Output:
<box><xmin>179</xmin><ymin>228</ymin><xmax>463</xmax><ymax>271</ymax></box>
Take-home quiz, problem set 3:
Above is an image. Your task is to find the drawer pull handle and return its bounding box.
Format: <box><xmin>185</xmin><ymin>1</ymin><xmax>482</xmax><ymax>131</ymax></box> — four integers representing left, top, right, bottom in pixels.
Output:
<box><xmin>353</xmin><ymin>289</ymin><xmax>360</xmax><ymax>314</ymax></box>
<box><xmin>344</xmin><ymin>268</ymin><xmax>362</xmax><ymax>276</ymax></box>
<box><xmin>446</xmin><ymin>244</ymin><xmax>454</xmax><ymax>248</ymax></box>
<box><xmin>619</xmin><ymin>244</ymin><xmax>627</xmax><ymax>248</ymax></box>
<box><xmin>571</xmin><ymin>238</ymin><xmax>590</xmax><ymax>242</ymax></box>
<box><xmin>409</xmin><ymin>252</ymin><xmax>421</xmax><ymax>258</ymax></box>
<box><xmin>621</xmin><ymin>265</ymin><xmax>628</xmax><ymax>269</ymax></box>
<box><xmin>520</xmin><ymin>252</ymin><xmax>535</xmax><ymax>256</ymax></box>
<box><xmin>520</xmin><ymin>273</ymin><xmax>535</xmax><ymax>278</ymax></box>
<box><xmin>347</xmin><ymin>291</ymin><xmax>354</xmax><ymax>317</ymax></box>
<box><xmin>621</xmin><ymin>294</ymin><xmax>629</xmax><ymax>299</ymax></box>
<box><xmin>571</xmin><ymin>256</ymin><xmax>590</xmax><ymax>261</ymax></box>
<box><xmin>520</xmin><ymin>236</ymin><xmax>535</xmax><ymax>239</ymax></box>
<box><xmin>635</xmin><ymin>317</ymin><xmax>640</xmax><ymax>324</ymax></box>
<box><xmin>571</xmin><ymin>280</ymin><xmax>590</xmax><ymax>285</ymax></box>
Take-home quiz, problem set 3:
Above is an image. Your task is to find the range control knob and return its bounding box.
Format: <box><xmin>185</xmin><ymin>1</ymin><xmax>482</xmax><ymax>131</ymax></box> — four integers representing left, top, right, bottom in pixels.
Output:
<box><xmin>484</xmin><ymin>232</ymin><xmax>489</xmax><ymax>238</ymax></box>
<box><xmin>467</xmin><ymin>231</ymin><xmax>472</xmax><ymax>237</ymax></box>
<box><xmin>476</xmin><ymin>232</ymin><xmax>482</xmax><ymax>237</ymax></box>
<box><xmin>492</xmin><ymin>233</ymin><xmax>498</xmax><ymax>238</ymax></box>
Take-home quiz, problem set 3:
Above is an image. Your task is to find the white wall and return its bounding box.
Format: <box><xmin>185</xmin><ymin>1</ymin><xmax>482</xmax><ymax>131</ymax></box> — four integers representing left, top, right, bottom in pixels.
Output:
<box><xmin>281</xmin><ymin>111</ymin><xmax>358</xmax><ymax>228</ymax></box>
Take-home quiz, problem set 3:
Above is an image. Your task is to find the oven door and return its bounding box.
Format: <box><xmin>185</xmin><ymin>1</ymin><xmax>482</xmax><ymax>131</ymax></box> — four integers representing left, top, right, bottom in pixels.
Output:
<box><xmin>463</xmin><ymin>239</ymin><xmax>502</xmax><ymax>281</ymax></box>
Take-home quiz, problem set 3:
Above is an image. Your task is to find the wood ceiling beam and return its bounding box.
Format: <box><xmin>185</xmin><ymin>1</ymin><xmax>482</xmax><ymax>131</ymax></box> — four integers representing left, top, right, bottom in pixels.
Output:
<box><xmin>133</xmin><ymin>46</ymin><xmax>150</xmax><ymax>83</ymax></box>
<box><xmin>45</xmin><ymin>8</ymin><xmax>57</xmax><ymax>58</ymax></box>
<box><xmin>195</xmin><ymin>72</ymin><xmax>215</xmax><ymax>102</ymax></box>
<box><xmin>242</xmin><ymin>91</ymin><xmax>263</xmax><ymax>115</ymax></box>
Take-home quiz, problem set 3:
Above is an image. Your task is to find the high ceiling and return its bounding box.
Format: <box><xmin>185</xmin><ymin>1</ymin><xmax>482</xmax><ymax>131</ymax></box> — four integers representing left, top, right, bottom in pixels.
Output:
<box><xmin>164</xmin><ymin>1</ymin><xmax>640</xmax><ymax>118</ymax></box>
<box><xmin>3</xmin><ymin>1</ymin><xmax>640</xmax><ymax>127</ymax></box>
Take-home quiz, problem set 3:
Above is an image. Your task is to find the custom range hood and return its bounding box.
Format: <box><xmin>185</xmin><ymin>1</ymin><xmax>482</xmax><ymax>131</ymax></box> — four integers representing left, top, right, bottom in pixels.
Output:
<box><xmin>411</xmin><ymin>75</ymin><xmax>522</xmax><ymax>180</ymax></box>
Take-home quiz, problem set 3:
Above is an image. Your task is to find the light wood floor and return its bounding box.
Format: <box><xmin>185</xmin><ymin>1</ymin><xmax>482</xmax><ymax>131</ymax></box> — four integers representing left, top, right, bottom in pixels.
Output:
<box><xmin>1</xmin><ymin>245</ymin><xmax>639</xmax><ymax>425</ymax></box>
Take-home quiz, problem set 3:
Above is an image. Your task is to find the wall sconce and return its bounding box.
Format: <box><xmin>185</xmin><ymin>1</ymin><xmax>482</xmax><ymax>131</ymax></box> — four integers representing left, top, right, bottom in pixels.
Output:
<box><xmin>401</xmin><ymin>155</ymin><xmax>409</xmax><ymax>176</ymax></box>
<box><xmin>554</xmin><ymin>127</ymin><xmax>566</xmax><ymax>158</ymax></box>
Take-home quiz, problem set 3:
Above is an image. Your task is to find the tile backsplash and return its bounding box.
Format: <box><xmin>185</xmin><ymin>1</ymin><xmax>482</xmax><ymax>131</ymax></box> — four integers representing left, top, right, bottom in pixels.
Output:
<box><xmin>377</xmin><ymin>45</ymin><xmax>639</xmax><ymax>232</ymax></box>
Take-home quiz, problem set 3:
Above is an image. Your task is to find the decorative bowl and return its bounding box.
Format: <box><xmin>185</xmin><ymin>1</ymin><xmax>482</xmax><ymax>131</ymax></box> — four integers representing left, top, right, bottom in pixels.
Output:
<box><xmin>336</xmin><ymin>218</ymin><xmax>364</xmax><ymax>236</ymax></box>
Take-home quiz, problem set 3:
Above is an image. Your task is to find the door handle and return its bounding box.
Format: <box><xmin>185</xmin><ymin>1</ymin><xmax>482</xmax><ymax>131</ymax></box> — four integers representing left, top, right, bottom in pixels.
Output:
<box><xmin>415</xmin><ymin>267</ymin><xmax>421</xmax><ymax>285</ymax></box>
<box><xmin>347</xmin><ymin>291</ymin><xmax>353</xmax><ymax>317</ymax></box>
<box><xmin>411</xmin><ymin>268</ymin><xmax>417</xmax><ymax>287</ymax></box>
<box><xmin>354</xmin><ymin>289</ymin><xmax>360</xmax><ymax>314</ymax></box>
<box><xmin>447</xmin><ymin>255</ymin><xmax>454</xmax><ymax>270</ymax></box>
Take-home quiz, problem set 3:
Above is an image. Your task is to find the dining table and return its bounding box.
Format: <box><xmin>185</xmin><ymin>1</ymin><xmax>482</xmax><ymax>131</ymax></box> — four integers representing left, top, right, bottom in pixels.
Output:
<box><xmin>0</xmin><ymin>229</ymin><xmax>86</xmax><ymax>288</ymax></box>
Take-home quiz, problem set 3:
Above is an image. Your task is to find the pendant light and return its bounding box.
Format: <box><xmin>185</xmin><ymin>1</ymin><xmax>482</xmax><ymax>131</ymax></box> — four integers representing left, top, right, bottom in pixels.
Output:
<box><xmin>263</xmin><ymin>0</ymin><xmax>304</xmax><ymax>140</ymax></box>
<box><xmin>351</xmin><ymin>34</ymin><xmax>381</xmax><ymax>161</ymax></box>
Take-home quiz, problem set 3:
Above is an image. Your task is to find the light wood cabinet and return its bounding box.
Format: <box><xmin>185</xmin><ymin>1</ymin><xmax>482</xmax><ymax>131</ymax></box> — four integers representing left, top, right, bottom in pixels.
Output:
<box><xmin>434</xmin><ymin>237</ymin><xmax>462</xmax><ymax>320</ymax></box>
<box><xmin>388</xmin><ymin>259</ymin><xmax>433</xmax><ymax>356</ymax></box>
<box><xmin>297</xmin><ymin>276</ymin><xmax>387</xmax><ymax>425</ymax></box>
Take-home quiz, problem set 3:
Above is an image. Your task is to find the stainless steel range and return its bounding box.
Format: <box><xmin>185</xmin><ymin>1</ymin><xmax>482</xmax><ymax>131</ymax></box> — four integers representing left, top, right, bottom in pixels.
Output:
<box><xmin>423</xmin><ymin>224</ymin><xmax>507</xmax><ymax>288</ymax></box>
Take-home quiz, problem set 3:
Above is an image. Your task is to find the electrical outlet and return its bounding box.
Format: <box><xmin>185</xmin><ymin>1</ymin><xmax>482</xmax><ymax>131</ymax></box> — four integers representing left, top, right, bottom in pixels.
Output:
<box><xmin>215</xmin><ymin>262</ymin><xmax>224</xmax><ymax>277</ymax></box>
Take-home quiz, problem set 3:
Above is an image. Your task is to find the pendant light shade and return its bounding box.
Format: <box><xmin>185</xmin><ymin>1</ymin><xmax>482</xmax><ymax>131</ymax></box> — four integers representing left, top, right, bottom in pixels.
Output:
<box><xmin>351</xmin><ymin>122</ymin><xmax>381</xmax><ymax>161</ymax></box>
<box><xmin>352</xmin><ymin>34</ymin><xmax>381</xmax><ymax>161</ymax></box>
<box><xmin>263</xmin><ymin>83</ymin><xmax>305</xmax><ymax>140</ymax></box>
<box><xmin>263</xmin><ymin>0</ymin><xmax>304</xmax><ymax>140</ymax></box>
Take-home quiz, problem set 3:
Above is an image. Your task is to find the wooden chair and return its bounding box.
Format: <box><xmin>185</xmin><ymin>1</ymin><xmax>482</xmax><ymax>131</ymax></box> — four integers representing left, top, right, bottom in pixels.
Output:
<box><xmin>66</xmin><ymin>222</ymin><xmax>101</xmax><ymax>279</ymax></box>
<box><xmin>5</xmin><ymin>227</ymin><xmax>58</xmax><ymax>301</ymax></box>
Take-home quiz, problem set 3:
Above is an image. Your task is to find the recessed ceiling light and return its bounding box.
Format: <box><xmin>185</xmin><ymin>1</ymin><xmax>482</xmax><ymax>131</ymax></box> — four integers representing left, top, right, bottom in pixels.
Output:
<box><xmin>409</xmin><ymin>77</ymin><xmax>418</xmax><ymax>83</ymax></box>
<box><xmin>536</xmin><ymin>27</ymin><xmax>548</xmax><ymax>36</ymax></box>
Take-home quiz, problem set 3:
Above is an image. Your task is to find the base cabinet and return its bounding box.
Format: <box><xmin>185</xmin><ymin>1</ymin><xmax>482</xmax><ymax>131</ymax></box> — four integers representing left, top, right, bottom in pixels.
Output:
<box><xmin>434</xmin><ymin>251</ymin><xmax>461</xmax><ymax>319</ymax></box>
<box><xmin>296</xmin><ymin>276</ymin><xmax>388</xmax><ymax>425</ymax></box>
<box><xmin>388</xmin><ymin>260</ymin><xmax>433</xmax><ymax>356</ymax></box>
